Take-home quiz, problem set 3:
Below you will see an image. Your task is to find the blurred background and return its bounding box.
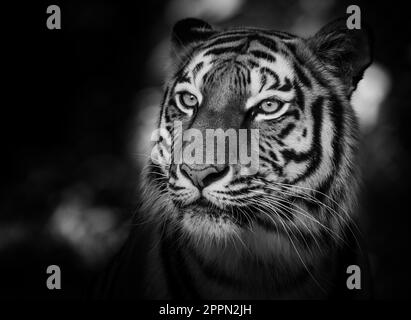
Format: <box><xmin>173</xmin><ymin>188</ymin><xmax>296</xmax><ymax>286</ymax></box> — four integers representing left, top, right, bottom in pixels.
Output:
<box><xmin>3</xmin><ymin>0</ymin><xmax>410</xmax><ymax>299</ymax></box>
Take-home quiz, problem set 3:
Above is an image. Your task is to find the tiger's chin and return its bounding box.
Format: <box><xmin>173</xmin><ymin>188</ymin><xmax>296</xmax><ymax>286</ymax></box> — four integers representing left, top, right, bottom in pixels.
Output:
<box><xmin>177</xmin><ymin>201</ymin><xmax>242</xmax><ymax>242</ymax></box>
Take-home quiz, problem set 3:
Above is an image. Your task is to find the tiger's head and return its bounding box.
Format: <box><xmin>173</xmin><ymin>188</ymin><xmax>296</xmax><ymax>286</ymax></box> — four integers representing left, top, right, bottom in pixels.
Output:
<box><xmin>144</xmin><ymin>18</ymin><xmax>371</xmax><ymax>253</ymax></box>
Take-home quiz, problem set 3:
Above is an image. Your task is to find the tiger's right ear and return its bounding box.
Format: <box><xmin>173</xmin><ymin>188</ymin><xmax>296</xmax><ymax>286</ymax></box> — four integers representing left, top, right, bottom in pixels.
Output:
<box><xmin>172</xmin><ymin>18</ymin><xmax>215</xmax><ymax>49</ymax></box>
<box><xmin>171</xmin><ymin>18</ymin><xmax>216</xmax><ymax>63</ymax></box>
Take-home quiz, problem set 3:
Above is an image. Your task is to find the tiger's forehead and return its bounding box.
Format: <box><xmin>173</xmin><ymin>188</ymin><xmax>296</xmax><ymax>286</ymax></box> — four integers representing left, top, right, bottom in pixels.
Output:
<box><xmin>174</xmin><ymin>35</ymin><xmax>296</xmax><ymax>103</ymax></box>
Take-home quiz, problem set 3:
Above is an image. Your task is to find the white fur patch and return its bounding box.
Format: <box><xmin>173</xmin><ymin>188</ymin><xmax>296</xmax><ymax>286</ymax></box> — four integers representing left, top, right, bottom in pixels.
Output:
<box><xmin>181</xmin><ymin>210</ymin><xmax>239</xmax><ymax>242</ymax></box>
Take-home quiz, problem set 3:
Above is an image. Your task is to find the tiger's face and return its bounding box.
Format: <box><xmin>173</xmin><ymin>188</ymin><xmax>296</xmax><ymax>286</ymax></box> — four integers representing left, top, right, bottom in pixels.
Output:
<box><xmin>147</xmin><ymin>19</ymin><xmax>371</xmax><ymax>248</ymax></box>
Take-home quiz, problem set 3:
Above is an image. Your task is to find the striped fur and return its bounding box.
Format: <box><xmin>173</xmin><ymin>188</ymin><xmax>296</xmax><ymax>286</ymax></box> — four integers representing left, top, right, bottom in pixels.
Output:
<box><xmin>139</xmin><ymin>18</ymin><xmax>371</xmax><ymax>299</ymax></box>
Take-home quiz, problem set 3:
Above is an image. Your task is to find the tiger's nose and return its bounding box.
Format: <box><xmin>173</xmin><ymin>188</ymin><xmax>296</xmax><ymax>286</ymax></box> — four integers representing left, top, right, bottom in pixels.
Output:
<box><xmin>180</xmin><ymin>164</ymin><xmax>229</xmax><ymax>189</ymax></box>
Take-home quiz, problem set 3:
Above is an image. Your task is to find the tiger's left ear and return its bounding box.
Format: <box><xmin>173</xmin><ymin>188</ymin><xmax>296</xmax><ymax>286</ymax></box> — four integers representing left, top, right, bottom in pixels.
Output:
<box><xmin>308</xmin><ymin>18</ymin><xmax>373</xmax><ymax>94</ymax></box>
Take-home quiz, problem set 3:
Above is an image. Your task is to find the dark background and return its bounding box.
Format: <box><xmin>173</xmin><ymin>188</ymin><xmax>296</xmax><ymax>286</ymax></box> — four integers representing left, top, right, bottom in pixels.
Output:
<box><xmin>2</xmin><ymin>0</ymin><xmax>410</xmax><ymax>299</ymax></box>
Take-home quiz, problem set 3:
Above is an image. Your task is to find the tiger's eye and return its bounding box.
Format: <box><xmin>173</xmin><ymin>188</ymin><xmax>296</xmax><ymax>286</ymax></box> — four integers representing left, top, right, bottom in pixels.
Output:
<box><xmin>180</xmin><ymin>92</ymin><xmax>198</xmax><ymax>108</ymax></box>
<box><xmin>260</xmin><ymin>100</ymin><xmax>280</xmax><ymax>113</ymax></box>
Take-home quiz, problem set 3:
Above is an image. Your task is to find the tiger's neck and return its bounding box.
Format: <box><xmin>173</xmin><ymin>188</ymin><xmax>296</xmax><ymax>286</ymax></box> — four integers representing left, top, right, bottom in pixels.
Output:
<box><xmin>151</xmin><ymin>221</ymin><xmax>338</xmax><ymax>299</ymax></box>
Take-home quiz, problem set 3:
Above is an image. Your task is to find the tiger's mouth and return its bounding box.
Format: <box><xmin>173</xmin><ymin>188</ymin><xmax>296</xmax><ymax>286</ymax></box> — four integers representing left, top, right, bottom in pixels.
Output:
<box><xmin>174</xmin><ymin>196</ymin><xmax>249</xmax><ymax>227</ymax></box>
<box><xmin>176</xmin><ymin>197</ymin><xmax>232</xmax><ymax>215</ymax></box>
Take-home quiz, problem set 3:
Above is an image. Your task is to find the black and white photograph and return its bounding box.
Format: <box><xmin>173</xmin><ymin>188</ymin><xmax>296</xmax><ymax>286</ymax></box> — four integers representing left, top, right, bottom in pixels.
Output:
<box><xmin>2</xmin><ymin>0</ymin><xmax>411</xmax><ymax>309</ymax></box>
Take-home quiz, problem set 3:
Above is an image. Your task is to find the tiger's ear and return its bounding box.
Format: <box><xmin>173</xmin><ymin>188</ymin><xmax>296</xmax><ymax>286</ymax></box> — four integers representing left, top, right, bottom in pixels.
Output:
<box><xmin>172</xmin><ymin>18</ymin><xmax>215</xmax><ymax>49</ymax></box>
<box><xmin>170</xmin><ymin>18</ymin><xmax>215</xmax><ymax>63</ymax></box>
<box><xmin>308</xmin><ymin>18</ymin><xmax>373</xmax><ymax>94</ymax></box>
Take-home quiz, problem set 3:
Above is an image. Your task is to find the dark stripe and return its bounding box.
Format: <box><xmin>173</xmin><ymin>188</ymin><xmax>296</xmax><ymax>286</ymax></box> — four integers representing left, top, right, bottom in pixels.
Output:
<box><xmin>271</xmin><ymin>31</ymin><xmax>297</xmax><ymax>40</ymax></box>
<box><xmin>159</xmin><ymin>86</ymin><xmax>170</xmax><ymax>126</ymax></box>
<box><xmin>246</xmin><ymin>59</ymin><xmax>259</xmax><ymax>69</ymax></box>
<box><xmin>249</xmin><ymin>34</ymin><xmax>279</xmax><ymax>52</ymax></box>
<box><xmin>250</xmin><ymin>50</ymin><xmax>276</xmax><ymax>63</ymax></box>
<box><xmin>260</xmin><ymin>67</ymin><xmax>280</xmax><ymax>86</ymax></box>
<box><xmin>204</xmin><ymin>43</ymin><xmax>246</xmax><ymax>56</ymax></box>
<box><xmin>169</xmin><ymin>166</ymin><xmax>177</xmax><ymax>180</ymax></box>
<box><xmin>168</xmin><ymin>184</ymin><xmax>185</xmax><ymax>191</ymax></box>
<box><xmin>214</xmin><ymin>185</ymin><xmax>260</xmax><ymax>196</ymax></box>
<box><xmin>284</xmin><ymin>97</ymin><xmax>324</xmax><ymax>184</ymax></box>
<box><xmin>240</xmin><ymin>67</ymin><xmax>248</xmax><ymax>89</ymax></box>
<box><xmin>178</xmin><ymin>71</ymin><xmax>191</xmax><ymax>84</ymax></box>
<box><xmin>202</xmin><ymin>63</ymin><xmax>228</xmax><ymax>86</ymax></box>
<box><xmin>259</xmin><ymin>72</ymin><xmax>267</xmax><ymax>92</ymax></box>
<box><xmin>285</xmin><ymin>42</ymin><xmax>329</xmax><ymax>89</ymax></box>
<box><xmin>302</xmin><ymin>128</ymin><xmax>307</xmax><ymax>137</ymax></box>
<box><xmin>202</xmin><ymin>35</ymin><xmax>247</xmax><ymax>50</ymax></box>
<box><xmin>269</xmin><ymin>150</ymin><xmax>279</xmax><ymax>161</ymax></box>
<box><xmin>287</xmin><ymin>108</ymin><xmax>301</xmax><ymax>120</ymax></box>
<box><xmin>278</xmin><ymin>123</ymin><xmax>296</xmax><ymax>139</ymax></box>
<box><xmin>207</xmin><ymin>30</ymin><xmax>253</xmax><ymax>41</ymax></box>
<box><xmin>294</xmin><ymin>80</ymin><xmax>305</xmax><ymax>111</ymax></box>
<box><xmin>281</xmin><ymin>148</ymin><xmax>311</xmax><ymax>163</ymax></box>
<box><xmin>314</xmin><ymin>97</ymin><xmax>345</xmax><ymax>206</ymax></box>
<box><xmin>293</xmin><ymin>62</ymin><xmax>312</xmax><ymax>89</ymax></box>
<box><xmin>232</xmin><ymin>60</ymin><xmax>249</xmax><ymax>70</ymax></box>
<box><xmin>277</xmin><ymin>77</ymin><xmax>293</xmax><ymax>92</ymax></box>
<box><xmin>279</xmin><ymin>48</ymin><xmax>291</xmax><ymax>58</ymax></box>
<box><xmin>192</xmin><ymin>61</ymin><xmax>204</xmax><ymax>79</ymax></box>
<box><xmin>328</xmin><ymin>97</ymin><xmax>344</xmax><ymax>177</ymax></box>
<box><xmin>164</xmin><ymin>107</ymin><xmax>173</xmax><ymax>126</ymax></box>
<box><xmin>260</xmin><ymin>154</ymin><xmax>283</xmax><ymax>176</ymax></box>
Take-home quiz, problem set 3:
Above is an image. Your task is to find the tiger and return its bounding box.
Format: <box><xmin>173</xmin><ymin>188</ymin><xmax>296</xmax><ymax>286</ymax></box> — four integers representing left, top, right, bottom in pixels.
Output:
<box><xmin>94</xmin><ymin>17</ymin><xmax>373</xmax><ymax>300</ymax></box>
